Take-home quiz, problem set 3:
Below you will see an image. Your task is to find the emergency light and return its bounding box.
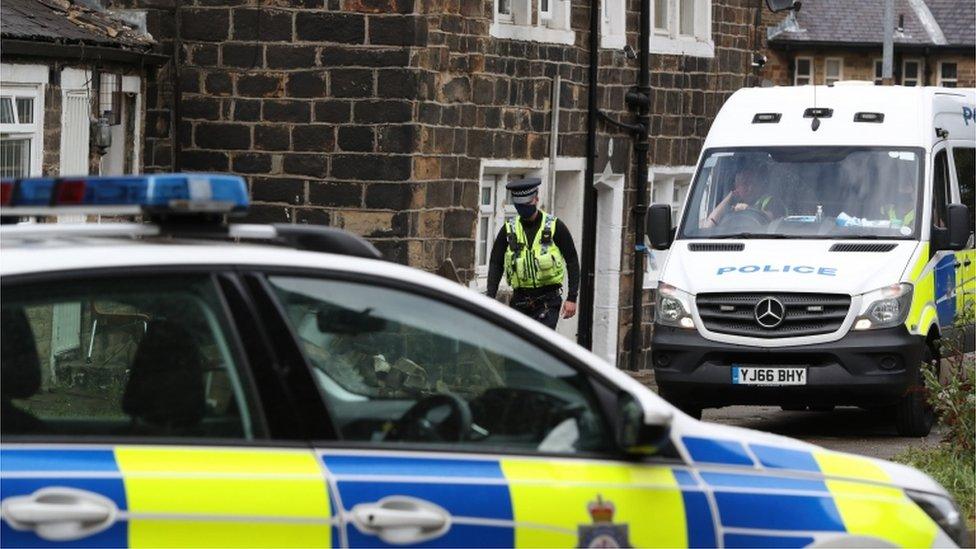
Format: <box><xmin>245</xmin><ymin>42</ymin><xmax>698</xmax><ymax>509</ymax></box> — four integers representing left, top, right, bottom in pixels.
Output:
<box><xmin>0</xmin><ymin>173</ymin><xmax>248</xmax><ymax>216</ymax></box>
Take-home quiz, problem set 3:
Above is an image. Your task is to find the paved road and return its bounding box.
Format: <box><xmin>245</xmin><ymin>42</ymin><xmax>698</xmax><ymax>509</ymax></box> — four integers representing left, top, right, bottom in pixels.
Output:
<box><xmin>701</xmin><ymin>405</ymin><xmax>941</xmax><ymax>460</ymax></box>
<box><xmin>629</xmin><ymin>370</ymin><xmax>941</xmax><ymax>460</ymax></box>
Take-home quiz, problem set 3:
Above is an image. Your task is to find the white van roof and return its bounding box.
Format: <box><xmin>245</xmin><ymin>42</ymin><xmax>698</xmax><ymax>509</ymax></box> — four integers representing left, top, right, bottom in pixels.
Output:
<box><xmin>704</xmin><ymin>84</ymin><xmax>976</xmax><ymax>150</ymax></box>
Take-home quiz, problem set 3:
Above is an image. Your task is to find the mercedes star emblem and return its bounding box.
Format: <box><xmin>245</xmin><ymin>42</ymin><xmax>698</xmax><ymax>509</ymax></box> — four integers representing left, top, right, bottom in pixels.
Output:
<box><xmin>754</xmin><ymin>297</ymin><xmax>785</xmax><ymax>329</ymax></box>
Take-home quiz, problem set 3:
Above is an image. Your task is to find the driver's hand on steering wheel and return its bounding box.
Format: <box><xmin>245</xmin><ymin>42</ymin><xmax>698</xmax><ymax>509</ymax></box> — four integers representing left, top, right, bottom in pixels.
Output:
<box><xmin>732</xmin><ymin>202</ymin><xmax>750</xmax><ymax>212</ymax></box>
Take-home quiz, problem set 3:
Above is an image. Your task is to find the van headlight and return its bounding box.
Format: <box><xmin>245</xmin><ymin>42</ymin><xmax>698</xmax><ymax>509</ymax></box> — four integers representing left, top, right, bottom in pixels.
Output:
<box><xmin>656</xmin><ymin>283</ymin><xmax>695</xmax><ymax>329</ymax></box>
<box><xmin>906</xmin><ymin>490</ymin><xmax>967</xmax><ymax>547</ymax></box>
<box><xmin>853</xmin><ymin>283</ymin><xmax>913</xmax><ymax>330</ymax></box>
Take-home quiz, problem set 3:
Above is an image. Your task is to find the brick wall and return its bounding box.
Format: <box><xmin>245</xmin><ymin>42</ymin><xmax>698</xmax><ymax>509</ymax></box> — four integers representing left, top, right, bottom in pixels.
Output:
<box><xmin>113</xmin><ymin>0</ymin><xmax>761</xmax><ymax>368</ymax></box>
<box><xmin>762</xmin><ymin>47</ymin><xmax>976</xmax><ymax>86</ymax></box>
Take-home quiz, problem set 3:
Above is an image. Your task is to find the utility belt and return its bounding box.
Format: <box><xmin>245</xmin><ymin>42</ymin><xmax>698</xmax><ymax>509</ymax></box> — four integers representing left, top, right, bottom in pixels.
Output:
<box><xmin>510</xmin><ymin>286</ymin><xmax>562</xmax><ymax>310</ymax></box>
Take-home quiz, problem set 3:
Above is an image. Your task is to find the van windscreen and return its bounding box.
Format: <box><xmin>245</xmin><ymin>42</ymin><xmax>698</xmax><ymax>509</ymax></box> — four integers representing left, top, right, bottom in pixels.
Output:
<box><xmin>678</xmin><ymin>147</ymin><xmax>924</xmax><ymax>240</ymax></box>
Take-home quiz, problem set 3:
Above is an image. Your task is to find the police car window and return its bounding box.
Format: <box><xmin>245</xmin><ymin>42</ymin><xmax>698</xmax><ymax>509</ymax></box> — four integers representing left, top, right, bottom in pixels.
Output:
<box><xmin>268</xmin><ymin>276</ymin><xmax>612</xmax><ymax>454</ymax></box>
<box><xmin>1</xmin><ymin>276</ymin><xmax>261</xmax><ymax>440</ymax></box>
<box><xmin>933</xmin><ymin>149</ymin><xmax>950</xmax><ymax>229</ymax></box>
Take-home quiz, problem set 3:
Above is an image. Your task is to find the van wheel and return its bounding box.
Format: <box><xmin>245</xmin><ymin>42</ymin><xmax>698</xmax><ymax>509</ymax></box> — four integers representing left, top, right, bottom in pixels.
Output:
<box><xmin>894</xmin><ymin>344</ymin><xmax>937</xmax><ymax>437</ymax></box>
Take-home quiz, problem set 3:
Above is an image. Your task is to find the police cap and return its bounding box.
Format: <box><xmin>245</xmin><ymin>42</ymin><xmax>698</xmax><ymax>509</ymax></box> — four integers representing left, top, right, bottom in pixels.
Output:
<box><xmin>506</xmin><ymin>177</ymin><xmax>542</xmax><ymax>204</ymax></box>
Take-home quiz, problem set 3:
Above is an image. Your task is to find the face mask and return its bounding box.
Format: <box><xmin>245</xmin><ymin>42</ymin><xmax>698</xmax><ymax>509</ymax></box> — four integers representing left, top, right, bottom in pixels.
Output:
<box><xmin>514</xmin><ymin>203</ymin><xmax>537</xmax><ymax>219</ymax></box>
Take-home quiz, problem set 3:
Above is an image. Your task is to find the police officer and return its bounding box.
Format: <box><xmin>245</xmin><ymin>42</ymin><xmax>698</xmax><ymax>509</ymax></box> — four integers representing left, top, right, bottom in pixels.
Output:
<box><xmin>486</xmin><ymin>178</ymin><xmax>580</xmax><ymax>329</ymax></box>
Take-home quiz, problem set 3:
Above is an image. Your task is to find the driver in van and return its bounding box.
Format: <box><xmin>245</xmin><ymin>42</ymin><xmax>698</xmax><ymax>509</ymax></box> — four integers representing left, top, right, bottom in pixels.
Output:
<box><xmin>880</xmin><ymin>177</ymin><xmax>917</xmax><ymax>228</ymax></box>
<box><xmin>702</xmin><ymin>162</ymin><xmax>785</xmax><ymax>228</ymax></box>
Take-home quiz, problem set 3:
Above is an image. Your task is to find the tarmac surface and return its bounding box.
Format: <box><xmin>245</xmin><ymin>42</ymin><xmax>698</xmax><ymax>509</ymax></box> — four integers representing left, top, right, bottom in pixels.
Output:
<box><xmin>629</xmin><ymin>369</ymin><xmax>941</xmax><ymax>460</ymax></box>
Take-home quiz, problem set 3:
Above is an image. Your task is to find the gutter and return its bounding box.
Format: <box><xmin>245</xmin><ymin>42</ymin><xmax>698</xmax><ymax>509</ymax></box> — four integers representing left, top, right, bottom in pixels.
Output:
<box><xmin>0</xmin><ymin>38</ymin><xmax>168</xmax><ymax>65</ymax></box>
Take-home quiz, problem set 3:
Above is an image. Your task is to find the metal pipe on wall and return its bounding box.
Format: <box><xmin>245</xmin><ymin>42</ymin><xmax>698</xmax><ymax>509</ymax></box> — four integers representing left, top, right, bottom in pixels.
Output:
<box><xmin>628</xmin><ymin>0</ymin><xmax>652</xmax><ymax>371</ymax></box>
<box><xmin>579</xmin><ymin>0</ymin><xmax>601</xmax><ymax>350</ymax></box>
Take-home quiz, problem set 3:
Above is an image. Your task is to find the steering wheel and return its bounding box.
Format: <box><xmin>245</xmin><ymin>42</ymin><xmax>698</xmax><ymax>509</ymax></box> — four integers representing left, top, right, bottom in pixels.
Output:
<box><xmin>719</xmin><ymin>207</ymin><xmax>770</xmax><ymax>232</ymax></box>
<box><xmin>385</xmin><ymin>393</ymin><xmax>473</xmax><ymax>443</ymax></box>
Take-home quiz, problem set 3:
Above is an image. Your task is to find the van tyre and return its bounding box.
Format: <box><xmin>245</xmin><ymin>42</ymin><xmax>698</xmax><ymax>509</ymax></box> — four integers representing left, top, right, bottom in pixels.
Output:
<box><xmin>894</xmin><ymin>344</ymin><xmax>937</xmax><ymax>437</ymax></box>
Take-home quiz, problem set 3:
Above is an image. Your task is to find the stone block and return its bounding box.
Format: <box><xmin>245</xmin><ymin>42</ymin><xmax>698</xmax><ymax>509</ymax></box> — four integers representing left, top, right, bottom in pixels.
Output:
<box><xmin>181</xmin><ymin>96</ymin><xmax>221</xmax><ymax>120</ymax></box>
<box><xmin>309</xmin><ymin>181</ymin><xmax>363</xmax><ymax>207</ymax></box>
<box><xmin>195</xmin><ymin>122</ymin><xmax>251</xmax><ymax>150</ymax></box>
<box><xmin>283</xmin><ymin>153</ymin><xmax>328</xmax><ymax>177</ymax></box>
<box><xmin>364</xmin><ymin>182</ymin><xmax>413</xmax><ymax>208</ymax></box>
<box><xmin>297</xmin><ymin>208</ymin><xmax>331</xmax><ymax>226</ymax></box>
<box><xmin>233</xmin><ymin>8</ymin><xmax>293</xmax><ymax>41</ymax></box>
<box><xmin>254</xmin><ymin>125</ymin><xmax>290</xmax><ymax>151</ymax></box>
<box><xmin>251</xmin><ymin>177</ymin><xmax>305</xmax><ymax>204</ymax></box>
<box><xmin>263</xmin><ymin>100</ymin><xmax>311</xmax><ymax>123</ymax></box>
<box><xmin>376</xmin><ymin>69</ymin><xmax>419</xmax><ymax>98</ymax></box>
<box><xmin>292</xmin><ymin>125</ymin><xmax>336</xmax><ymax>152</ymax></box>
<box><xmin>346</xmin><ymin>0</ymin><xmax>412</xmax><ymax>14</ymax></box>
<box><xmin>331</xmin><ymin>69</ymin><xmax>373</xmax><ymax>97</ymax></box>
<box><xmin>266</xmin><ymin>45</ymin><xmax>318</xmax><ymax>69</ymax></box>
<box><xmin>321</xmin><ymin>46</ymin><xmax>410</xmax><ymax>67</ymax></box>
<box><xmin>180</xmin><ymin>150</ymin><xmax>229</xmax><ymax>171</ymax></box>
<box><xmin>232</xmin><ymin>152</ymin><xmax>273</xmax><ymax>174</ymax></box>
<box><xmin>353</xmin><ymin>100</ymin><xmax>411</xmax><ymax>123</ymax></box>
<box><xmin>314</xmin><ymin>100</ymin><xmax>351</xmax><ymax>123</ymax></box>
<box><xmin>338</xmin><ymin>126</ymin><xmax>374</xmax><ymax>151</ymax></box>
<box><xmin>181</xmin><ymin>8</ymin><xmax>229</xmax><ymax>41</ymax></box>
<box><xmin>233</xmin><ymin>99</ymin><xmax>261</xmax><ymax>121</ymax></box>
<box><xmin>286</xmin><ymin>71</ymin><xmax>327</xmax><ymax>98</ymax></box>
<box><xmin>204</xmin><ymin>72</ymin><xmax>232</xmax><ymax>95</ymax></box>
<box><xmin>376</xmin><ymin>125</ymin><xmax>415</xmax><ymax>153</ymax></box>
<box><xmin>340</xmin><ymin>210</ymin><xmax>394</xmax><ymax>237</ymax></box>
<box><xmin>237</xmin><ymin>73</ymin><xmax>284</xmax><ymax>97</ymax></box>
<box><xmin>221</xmin><ymin>43</ymin><xmax>263</xmax><ymax>68</ymax></box>
<box><xmin>369</xmin><ymin>15</ymin><xmax>427</xmax><ymax>46</ymax></box>
<box><xmin>412</xmin><ymin>156</ymin><xmax>439</xmax><ymax>180</ymax></box>
<box><xmin>296</xmin><ymin>12</ymin><xmax>365</xmax><ymax>43</ymax></box>
<box><xmin>443</xmin><ymin>209</ymin><xmax>475</xmax><ymax>238</ymax></box>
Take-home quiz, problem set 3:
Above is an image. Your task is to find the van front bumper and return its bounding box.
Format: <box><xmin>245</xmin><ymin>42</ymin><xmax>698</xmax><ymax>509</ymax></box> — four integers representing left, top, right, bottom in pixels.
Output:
<box><xmin>651</xmin><ymin>325</ymin><xmax>923</xmax><ymax>408</ymax></box>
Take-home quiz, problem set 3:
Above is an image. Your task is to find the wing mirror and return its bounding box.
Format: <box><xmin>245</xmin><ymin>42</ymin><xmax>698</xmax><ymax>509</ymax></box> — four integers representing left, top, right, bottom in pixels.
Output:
<box><xmin>616</xmin><ymin>392</ymin><xmax>672</xmax><ymax>456</ymax></box>
<box><xmin>947</xmin><ymin>204</ymin><xmax>970</xmax><ymax>251</ymax></box>
<box><xmin>647</xmin><ymin>204</ymin><xmax>674</xmax><ymax>250</ymax></box>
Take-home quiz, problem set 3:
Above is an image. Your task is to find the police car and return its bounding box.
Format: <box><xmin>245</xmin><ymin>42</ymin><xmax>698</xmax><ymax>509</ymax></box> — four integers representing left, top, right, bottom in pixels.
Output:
<box><xmin>0</xmin><ymin>174</ymin><xmax>966</xmax><ymax>548</ymax></box>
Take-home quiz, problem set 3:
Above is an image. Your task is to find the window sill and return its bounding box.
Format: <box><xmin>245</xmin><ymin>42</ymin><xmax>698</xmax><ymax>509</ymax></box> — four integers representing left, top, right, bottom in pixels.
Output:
<box><xmin>490</xmin><ymin>22</ymin><xmax>575</xmax><ymax>45</ymax></box>
<box><xmin>649</xmin><ymin>35</ymin><xmax>714</xmax><ymax>58</ymax></box>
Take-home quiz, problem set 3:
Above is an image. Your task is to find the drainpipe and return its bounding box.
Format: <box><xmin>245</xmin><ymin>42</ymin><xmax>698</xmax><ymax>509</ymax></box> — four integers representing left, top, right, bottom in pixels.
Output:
<box><xmin>627</xmin><ymin>0</ymin><xmax>652</xmax><ymax>371</ymax></box>
<box><xmin>172</xmin><ymin>0</ymin><xmax>183</xmax><ymax>170</ymax></box>
<box><xmin>578</xmin><ymin>0</ymin><xmax>601</xmax><ymax>350</ymax></box>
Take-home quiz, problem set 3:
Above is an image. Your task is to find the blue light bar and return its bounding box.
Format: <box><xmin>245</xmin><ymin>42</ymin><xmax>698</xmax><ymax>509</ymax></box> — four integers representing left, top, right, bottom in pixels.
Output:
<box><xmin>0</xmin><ymin>173</ymin><xmax>249</xmax><ymax>216</ymax></box>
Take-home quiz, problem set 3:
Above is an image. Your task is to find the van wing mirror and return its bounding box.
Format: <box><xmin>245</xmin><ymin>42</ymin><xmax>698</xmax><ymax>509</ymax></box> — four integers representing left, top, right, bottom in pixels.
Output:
<box><xmin>947</xmin><ymin>203</ymin><xmax>970</xmax><ymax>251</ymax></box>
<box><xmin>616</xmin><ymin>392</ymin><xmax>672</xmax><ymax>455</ymax></box>
<box><xmin>765</xmin><ymin>0</ymin><xmax>800</xmax><ymax>12</ymax></box>
<box><xmin>647</xmin><ymin>204</ymin><xmax>673</xmax><ymax>250</ymax></box>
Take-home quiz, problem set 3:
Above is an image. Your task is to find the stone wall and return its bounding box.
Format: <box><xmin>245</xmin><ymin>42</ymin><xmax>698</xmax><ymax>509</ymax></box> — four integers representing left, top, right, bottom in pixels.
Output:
<box><xmin>112</xmin><ymin>0</ymin><xmax>761</xmax><ymax>368</ymax></box>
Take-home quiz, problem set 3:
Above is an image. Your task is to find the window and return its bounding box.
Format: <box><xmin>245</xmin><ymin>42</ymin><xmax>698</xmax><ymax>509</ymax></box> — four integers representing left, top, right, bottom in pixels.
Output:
<box><xmin>874</xmin><ymin>59</ymin><xmax>884</xmax><ymax>85</ymax></box>
<box><xmin>269</xmin><ymin>276</ymin><xmax>611</xmax><ymax>454</ymax></box>
<box><xmin>650</xmin><ymin>0</ymin><xmax>713</xmax><ymax>58</ymax></box>
<box><xmin>794</xmin><ymin>57</ymin><xmax>812</xmax><ymax>86</ymax></box>
<box><xmin>0</xmin><ymin>89</ymin><xmax>42</xmax><ymax>178</ymax></box>
<box><xmin>646</xmin><ymin>167</ymin><xmax>694</xmax><ymax>287</ymax></box>
<box><xmin>952</xmin><ymin>147</ymin><xmax>974</xmax><ymax>233</ymax></box>
<box><xmin>932</xmin><ymin>149</ymin><xmax>949</xmax><ymax>229</ymax></box>
<box><xmin>1</xmin><ymin>276</ymin><xmax>261</xmax><ymax>439</ymax></box>
<box><xmin>939</xmin><ymin>62</ymin><xmax>958</xmax><ymax>88</ymax></box>
<box><xmin>475</xmin><ymin>169</ymin><xmax>530</xmax><ymax>279</ymax></box>
<box><xmin>825</xmin><ymin>58</ymin><xmax>843</xmax><ymax>85</ymax></box>
<box><xmin>902</xmin><ymin>59</ymin><xmax>922</xmax><ymax>87</ymax></box>
<box><xmin>490</xmin><ymin>0</ymin><xmax>574</xmax><ymax>45</ymax></box>
<box><xmin>601</xmin><ymin>0</ymin><xmax>627</xmax><ymax>49</ymax></box>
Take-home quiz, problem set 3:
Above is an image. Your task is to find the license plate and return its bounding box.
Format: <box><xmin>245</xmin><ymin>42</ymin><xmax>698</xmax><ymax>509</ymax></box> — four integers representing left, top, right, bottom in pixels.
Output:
<box><xmin>732</xmin><ymin>366</ymin><xmax>807</xmax><ymax>386</ymax></box>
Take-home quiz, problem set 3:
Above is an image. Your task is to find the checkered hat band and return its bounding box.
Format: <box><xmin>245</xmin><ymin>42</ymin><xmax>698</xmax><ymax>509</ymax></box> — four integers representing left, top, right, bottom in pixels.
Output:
<box><xmin>510</xmin><ymin>188</ymin><xmax>538</xmax><ymax>204</ymax></box>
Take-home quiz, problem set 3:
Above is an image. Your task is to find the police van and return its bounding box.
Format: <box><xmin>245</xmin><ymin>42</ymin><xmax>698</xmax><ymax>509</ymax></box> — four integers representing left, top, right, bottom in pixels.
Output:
<box><xmin>648</xmin><ymin>84</ymin><xmax>975</xmax><ymax>436</ymax></box>
<box><xmin>0</xmin><ymin>174</ymin><xmax>968</xmax><ymax>547</ymax></box>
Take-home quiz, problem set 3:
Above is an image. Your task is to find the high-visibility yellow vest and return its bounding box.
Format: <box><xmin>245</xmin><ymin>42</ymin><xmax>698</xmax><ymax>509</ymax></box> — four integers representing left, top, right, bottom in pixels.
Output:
<box><xmin>504</xmin><ymin>211</ymin><xmax>565</xmax><ymax>289</ymax></box>
<box><xmin>882</xmin><ymin>204</ymin><xmax>915</xmax><ymax>226</ymax></box>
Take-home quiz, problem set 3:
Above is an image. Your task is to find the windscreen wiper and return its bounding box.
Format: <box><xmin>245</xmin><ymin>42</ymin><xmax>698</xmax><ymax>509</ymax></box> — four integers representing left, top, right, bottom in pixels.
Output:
<box><xmin>709</xmin><ymin>232</ymin><xmax>790</xmax><ymax>239</ymax></box>
<box><xmin>831</xmin><ymin>234</ymin><xmax>899</xmax><ymax>240</ymax></box>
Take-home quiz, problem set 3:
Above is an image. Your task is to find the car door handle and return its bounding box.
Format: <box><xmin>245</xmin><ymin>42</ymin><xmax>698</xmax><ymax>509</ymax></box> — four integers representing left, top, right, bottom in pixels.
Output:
<box><xmin>350</xmin><ymin>496</ymin><xmax>451</xmax><ymax>545</ymax></box>
<box><xmin>954</xmin><ymin>262</ymin><xmax>962</xmax><ymax>269</ymax></box>
<box><xmin>965</xmin><ymin>259</ymin><xmax>972</xmax><ymax>267</ymax></box>
<box><xmin>1</xmin><ymin>487</ymin><xmax>118</xmax><ymax>542</ymax></box>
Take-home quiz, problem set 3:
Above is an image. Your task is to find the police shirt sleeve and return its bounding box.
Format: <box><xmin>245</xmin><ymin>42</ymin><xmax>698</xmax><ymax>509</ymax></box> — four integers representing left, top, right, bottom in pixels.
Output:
<box><xmin>554</xmin><ymin>219</ymin><xmax>580</xmax><ymax>303</ymax></box>
<box><xmin>486</xmin><ymin>224</ymin><xmax>508</xmax><ymax>299</ymax></box>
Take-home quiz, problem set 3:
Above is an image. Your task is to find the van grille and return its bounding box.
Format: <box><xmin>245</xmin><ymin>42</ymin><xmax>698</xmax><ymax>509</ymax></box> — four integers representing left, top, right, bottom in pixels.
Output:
<box><xmin>829</xmin><ymin>243</ymin><xmax>897</xmax><ymax>252</ymax></box>
<box><xmin>696</xmin><ymin>293</ymin><xmax>851</xmax><ymax>338</ymax></box>
<box><xmin>688</xmin><ymin>243</ymin><xmax>745</xmax><ymax>252</ymax></box>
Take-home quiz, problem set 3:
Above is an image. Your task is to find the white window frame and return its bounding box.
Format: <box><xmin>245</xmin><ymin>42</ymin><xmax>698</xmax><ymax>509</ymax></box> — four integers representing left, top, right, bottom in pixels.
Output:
<box><xmin>490</xmin><ymin>0</ymin><xmax>574</xmax><ymax>45</ymax></box>
<box><xmin>824</xmin><ymin>57</ymin><xmax>843</xmax><ymax>85</ymax></box>
<box><xmin>938</xmin><ymin>61</ymin><xmax>958</xmax><ymax>88</ymax></box>
<box><xmin>874</xmin><ymin>58</ymin><xmax>884</xmax><ymax>85</ymax></box>
<box><xmin>649</xmin><ymin>0</ymin><xmax>714</xmax><ymax>58</ymax></box>
<box><xmin>794</xmin><ymin>56</ymin><xmax>813</xmax><ymax>86</ymax></box>
<box><xmin>99</xmin><ymin>74</ymin><xmax>142</xmax><ymax>175</ymax></box>
<box><xmin>473</xmin><ymin>160</ymin><xmax>545</xmax><ymax>282</ymax></box>
<box><xmin>901</xmin><ymin>58</ymin><xmax>922</xmax><ymax>87</ymax></box>
<box><xmin>645</xmin><ymin>166</ymin><xmax>695</xmax><ymax>288</ymax></box>
<box><xmin>601</xmin><ymin>0</ymin><xmax>627</xmax><ymax>50</ymax></box>
<box><xmin>0</xmin><ymin>64</ymin><xmax>47</xmax><ymax>178</ymax></box>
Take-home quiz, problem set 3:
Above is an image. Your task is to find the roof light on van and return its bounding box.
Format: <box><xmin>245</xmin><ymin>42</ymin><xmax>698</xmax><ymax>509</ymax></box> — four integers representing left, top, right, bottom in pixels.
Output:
<box><xmin>854</xmin><ymin>112</ymin><xmax>884</xmax><ymax>123</ymax></box>
<box><xmin>752</xmin><ymin>113</ymin><xmax>782</xmax><ymax>124</ymax></box>
<box><xmin>0</xmin><ymin>174</ymin><xmax>248</xmax><ymax>217</ymax></box>
<box><xmin>803</xmin><ymin>108</ymin><xmax>833</xmax><ymax>119</ymax></box>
